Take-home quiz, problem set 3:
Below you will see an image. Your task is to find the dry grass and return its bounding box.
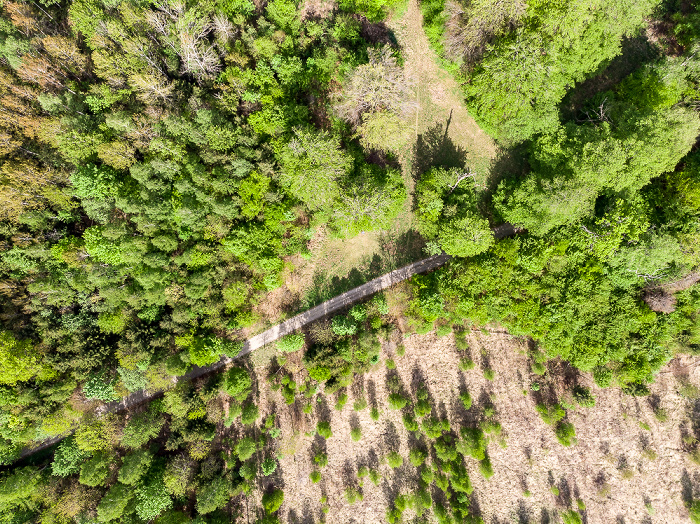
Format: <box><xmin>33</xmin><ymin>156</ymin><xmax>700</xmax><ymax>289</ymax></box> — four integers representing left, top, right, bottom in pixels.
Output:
<box><xmin>238</xmin><ymin>324</ymin><xmax>700</xmax><ymax>523</ymax></box>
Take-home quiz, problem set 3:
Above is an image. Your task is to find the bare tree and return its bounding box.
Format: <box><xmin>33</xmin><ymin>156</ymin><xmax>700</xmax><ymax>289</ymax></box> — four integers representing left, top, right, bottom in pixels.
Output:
<box><xmin>334</xmin><ymin>45</ymin><xmax>416</xmax><ymax>127</ymax></box>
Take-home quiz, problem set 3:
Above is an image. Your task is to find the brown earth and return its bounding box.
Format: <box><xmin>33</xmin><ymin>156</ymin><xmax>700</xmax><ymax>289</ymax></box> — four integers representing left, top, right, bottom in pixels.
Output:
<box><xmin>245</xmin><ymin>325</ymin><xmax>700</xmax><ymax>523</ymax></box>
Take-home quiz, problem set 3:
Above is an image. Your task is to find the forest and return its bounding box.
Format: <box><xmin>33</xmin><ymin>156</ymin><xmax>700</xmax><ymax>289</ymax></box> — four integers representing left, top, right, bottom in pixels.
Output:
<box><xmin>2</xmin><ymin>0</ymin><xmax>700</xmax><ymax>521</ymax></box>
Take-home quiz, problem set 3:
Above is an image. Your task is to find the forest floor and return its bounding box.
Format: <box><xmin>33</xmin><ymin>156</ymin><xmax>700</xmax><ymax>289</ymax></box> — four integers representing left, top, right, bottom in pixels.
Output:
<box><xmin>250</xmin><ymin>0</ymin><xmax>499</xmax><ymax>333</ymax></box>
<box><xmin>241</xmin><ymin>285</ymin><xmax>700</xmax><ymax>523</ymax></box>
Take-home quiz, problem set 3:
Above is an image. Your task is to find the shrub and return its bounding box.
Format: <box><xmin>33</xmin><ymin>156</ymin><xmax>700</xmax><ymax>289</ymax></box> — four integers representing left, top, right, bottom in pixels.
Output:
<box><xmin>262</xmin><ymin>488</ymin><xmax>284</xmax><ymax>514</ymax></box>
<box><xmin>357</xmin><ymin>465</ymin><xmax>369</xmax><ymax>479</ymax></box>
<box><xmin>555</xmin><ymin>421</ymin><xmax>577</xmax><ymax>447</ymax></box>
<box><xmin>222</xmin><ymin>367</ymin><xmax>252</xmax><ymax>401</ymax></box>
<box><xmin>459</xmin><ymin>391</ymin><xmax>472</xmax><ymax>410</ymax></box>
<box><xmin>349</xmin><ymin>304</ymin><xmax>367</xmax><ymax>322</ymax></box>
<box><xmin>317</xmin><ymin>421</ymin><xmax>332</xmax><ymax>439</ymax></box>
<box><xmin>235</xmin><ymin>437</ymin><xmax>257</xmax><ymax>461</ymax></box>
<box><xmin>351</xmin><ymin>427</ymin><xmax>362</xmax><ymax>441</ymax></box>
<box><xmin>369</xmin><ymin>469</ymin><xmax>381</xmax><ymax>485</ymax></box>
<box><xmin>387</xmin><ymin>452</ymin><xmax>403</xmax><ymax>468</ymax></box>
<box><xmin>97</xmin><ymin>483</ymin><xmax>133</xmax><ymax>522</ymax></box>
<box><xmin>136</xmin><ymin>478</ymin><xmax>173</xmax><ymax>520</ymax></box>
<box><xmin>353</xmin><ymin>397</ymin><xmax>368</xmax><ymax>411</ymax></box>
<box><xmin>409</xmin><ymin>449</ymin><xmax>427</xmax><ymax>467</ymax></box>
<box><xmin>479</xmin><ymin>455</ymin><xmax>494</xmax><ymax>479</ymax></box>
<box><xmin>196</xmin><ymin>477</ymin><xmax>230</xmax><ymax>515</ymax></box>
<box><xmin>572</xmin><ymin>385</ymin><xmax>596</xmax><ymax>407</ymax></box>
<box><xmin>309</xmin><ymin>470</ymin><xmax>321</xmax><ymax>483</ymax></box>
<box><xmin>118</xmin><ymin>449</ymin><xmax>153</xmax><ymax>485</ymax></box>
<box><xmin>536</xmin><ymin>403</ymin><xmax>565</xmax><ymax>425</ymax></box>
<box><xmin>370</xmin><ymin>407</ymin><xmax>380</xmax><ymax>420</ymax></box>
<box><xmin>385</xmin><ymin>358</ymin><xmax>396</xmax><ymax>369</ymax></box>
<box><xmin>239</xmin><ymin>461</ymin><xmax>257</xmax><ymax>480</ymax></box>
<box><xmin>335</xmin><ymin>393</ymin><xmax>348</xmax><ymax>410</ymax></box>
<box><xmin>276</xmin><ymin>333</ymin><xmax>305</xmax><ymax>353</ymax></box>
<box><xmin>396</xmin><ymin>344</ymin><xmax>405</xmax><ymax>357</ymax></box>
<box><xmin>561</xmin><ymin>509</ymin><xmax>583</xmax><ymax>524</ymax></box>
<box><xmin>420</xmin><ymin>466</ymin><xmax>434</xmax><ymax>484</ymax></box>
<box><xmin>388</xmin><ymin>393</ymin><xmax>408</xmax><ymax>410</ymax></box>
<box><xmin>403</xmin><ymin>413</ymin><xmax>419</xmax><ymax>432</ymax></box>
<box><xmin>332</xmin><ymin>315</ymin><xmax>357</xmax><ymax>336</ymax></box>
<box><xmin>314</xmin><ymin>452</ymin><xmax>328</xmax><ymax>468</ymax></box>
<box><xmin>241</xmin><ymin>403</ymin><xmax>259</xmax><ymax>425</ymax></box>
<box><xmin>262</xmin><ymin>458</ymin><xmax>277</xmax><ymax>476</ymax></box>
<box><xmin>79</xmin><ymin>451</ymin><xmax>112</xmax><ymax>487</ymax></box>
<box><xmin>83</xmin><ymin>372</ymin><xmax>118</xmax><ymax>402</ymax></box>
<box><xmin>52</xmin><ymin>438</ymin><xmax>88</xmax><ymax>477</ymax></box>
<box><xmin>483</xmin><ymin>368</ymin><xmax>495</xmax><ymax>381</ymax></box>
<box><xmin>436</xmin><ymin>325</ymin><xmax>452</xmax><ymax>338</ymax></box>
<box><xmin>344</xmin><ymin>487</ymin><xmax>363</xmax><ymax>504</ymax></box>
<box><xmin>458</xmin><ymin>357</ymin><xmax>475</xmax><ymax>371</ymax></box>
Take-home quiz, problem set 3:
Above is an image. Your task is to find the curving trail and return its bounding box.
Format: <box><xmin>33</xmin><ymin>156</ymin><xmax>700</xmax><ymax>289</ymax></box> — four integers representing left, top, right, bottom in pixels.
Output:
<box><xmin>14</xmin><ymin>224</ymin><xmax>520</xmax><ymax>462</ymax></box>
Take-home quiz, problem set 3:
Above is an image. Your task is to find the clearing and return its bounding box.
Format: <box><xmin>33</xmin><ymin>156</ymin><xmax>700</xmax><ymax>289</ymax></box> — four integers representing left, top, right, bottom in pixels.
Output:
<box><xmin>250</xmin><ymin>0</ymin><xmax>499</xmax><ymax>332</ymax></box>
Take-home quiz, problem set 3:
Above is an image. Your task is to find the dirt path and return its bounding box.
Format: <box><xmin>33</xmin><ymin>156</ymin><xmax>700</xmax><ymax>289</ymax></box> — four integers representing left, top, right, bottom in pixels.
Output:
<box><xmin>15</xmin><ymin>225</ymin><xmax>519</xmax><ymax>462</ymax></box>
<box><xmin>390</xmin><ymin>0</ymin><xmax>499</xmax><ymax>186</ymax></box>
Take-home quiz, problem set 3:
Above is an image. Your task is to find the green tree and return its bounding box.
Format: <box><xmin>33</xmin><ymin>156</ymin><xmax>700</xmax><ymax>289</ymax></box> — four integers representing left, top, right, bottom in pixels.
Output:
<box><xmin>97</xmin><ymin>483</ymin><xmax>134</xmax><ymax>523</ymax></box>
<box><xmin>196</xmin><ymin>477</ymin><xmax>230</xmax><ymax>514</ymax></box>
<box><xmin>118</xmin><ymin>449</ymin><xmax>154</xmax><ymax>485</ymax></box>
<box><xmin>262</xmin><ymin>488</ymin><xmax>284</xmax><ymax>514</ymax></box>
<box><xmin>0</xmin><ymin>331</ymin><xmax>38</xmax><ymax>385</ymax></box>
<box><xmin>79</xmin><ymin>451</ymin><xmax>112</xmax><ymax>487</ymax></box>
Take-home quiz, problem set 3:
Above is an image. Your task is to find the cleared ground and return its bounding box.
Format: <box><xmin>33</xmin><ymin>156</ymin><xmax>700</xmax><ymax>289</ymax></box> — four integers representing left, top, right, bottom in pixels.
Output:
<box><xmin>250</xmin><ymin>0</ymin><xmax>499</xmax><ymax>331</ymax></box>
<box><xmin>241</xmin><ymin>309</ymin><xmax>699</xmax><ymax>523</ymax></box>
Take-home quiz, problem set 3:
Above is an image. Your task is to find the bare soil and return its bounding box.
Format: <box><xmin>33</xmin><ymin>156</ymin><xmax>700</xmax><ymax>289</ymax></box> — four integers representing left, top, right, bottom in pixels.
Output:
<box><xmin>243</xmin><ymin>326</ymin><xmax>700</xmax><ymax>523</ymax></box>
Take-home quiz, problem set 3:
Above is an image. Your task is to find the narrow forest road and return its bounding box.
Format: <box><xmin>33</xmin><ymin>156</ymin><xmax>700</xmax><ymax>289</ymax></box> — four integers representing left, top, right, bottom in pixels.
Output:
<box><xmin>14</xmin><ymin>225</ymin><xmax>519</xmax><ymax>462</ymax></box>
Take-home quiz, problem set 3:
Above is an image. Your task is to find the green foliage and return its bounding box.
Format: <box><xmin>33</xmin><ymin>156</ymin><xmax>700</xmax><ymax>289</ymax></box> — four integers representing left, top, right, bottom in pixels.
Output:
<box><xmin>555</xmin><ymin>421</ymin><xmax>577</xmax><ymax>447</ymax></box>
<box><xmin>223</xmin><ymin>367</ymin><xmax>252</xmax><ymax>401</ymax></box>
<box><xmin>235</xmin><ymin>437</ymin><xmax>257</xmax><ymax>461</ymax></box>
<box><xmin>536</xmin><ymin>404</ymin><xmax>566</xmax><ymax>426</ymax></box>
<box><xmin>196</xmin><ymin>477</ymin><xmax>231</xmax><ymax>515</ymax></box>
<box><xmin>351</xmin><ymin>427</ymin><xmax>362</xmax><ymax>441</ymax></box>
<box><xmin>0</xmin><ymin>331</ymin><xmax>38</xmax><ymax>385</ymax></box>
<box><xmin>118</xmin><ymin>449</ymin><xmax>154</xmax><ymax>485</ymax></box>
<box><xmin>572</xmin><ymin>386</ymin><xmax>596</xmax><ymax>408</ymax></box>
<box><xmin>262</xmin><ymin>488</ymin><xmax>284</xmax><ymax>514</ymax></box>
<box><xmin>52</xmin><ymin>437</ymin><xmax>88</xmax><ymax>477</ymax></box>
<box><xmin>262</xmin><ymin>457</ymin><xmax>278</xmax><ymax>476</ymax></box>
<box><xmin>83</xmin><ymin>372</ymin><xmax>118</xmax><ymax>402</ymax></box>
<box><xmin>459</xmin><ymin>391</ymin><xmax>472</xmax><ymax>410</ymax></box>
<box><xmin>276</xmin><ymin>333</ymin><xmax>305</xmax><ymax>353</ymax></box>
<box><xmin>310</xmin><ymin>470</ymin><xmax>321</xmax><ymax>483</ymax></box>
<box><xmin>386</xmin><ymin>451</ymin><xmax>403</xmax><ymax>468</ymax></box>
<box><xmin>97</xmin><ymin>483</ymin><xmax>134</xmax><ymax>523</ymax></box>
<box><xmin>561</xmin><ymin>509</ymin><xmax>583</xmax><ymax>524</ymax></box>
<box><xmin>79</xmin><ymin>451</ymin><xmax>112</xmax><ymax>487</ymax></box>
<box><xmin>317</xmin><ymin>421</ymin><xmax>333</xmax><ymax>439</ymax></box>
<box><xmin>388</xmin><ymin>393</ymin><xmax>408</xmax><ymax>410</ymax></box>
<box><xmin>416</xmin><ymin>167</ymin><xmax>494</xmax><ymax>258</ymax></box>
<box><xmin>458</xmin><ymin>427</ymin><xmax>487</xmax><ymax>461</ymax></box>
<box><xmin>241</xmin><ymin>403</ymin><xmax>260</xmax><ymax>425</ymax></box>
<box><xmin>479</xmin><ymin>454</ymin><xmax>494</xmax><ymax>479</ymax></box>
<box><xmin>136</xmin><ymin>477</ymin><xmax>173</xmax><ymax>521</ymax></box>
<box><xmin>332</xmin><ymin>315</ymin><xmax>357</xmax><ymax>336</ymax></box>
<box><xmin>121</xmin><ymin>408</ymin><xmax>166</xmax><ymax>448</ymax></box>
<box><xmin>408</xmin><ymin>449</ymin><xmax>428</xmax><ymax>468</ymax></box>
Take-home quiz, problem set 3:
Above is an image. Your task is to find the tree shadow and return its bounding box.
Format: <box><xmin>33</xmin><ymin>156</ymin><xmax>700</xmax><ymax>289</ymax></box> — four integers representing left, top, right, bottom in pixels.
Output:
<box><xmin>300</xmin><ymin>229</ymin><xmax>427</xmax><ymax>311</ymax></box>
<box><xmin>559</xmin><ymin>35</ymin><xmax>659</xmax><ymax>121</ymax></box>
<box><xmin>412</xmin><ymin>115</ymin><xmax>468</xmax><ymax>180</ymax></box>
